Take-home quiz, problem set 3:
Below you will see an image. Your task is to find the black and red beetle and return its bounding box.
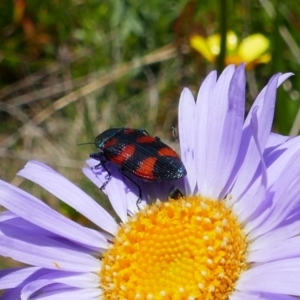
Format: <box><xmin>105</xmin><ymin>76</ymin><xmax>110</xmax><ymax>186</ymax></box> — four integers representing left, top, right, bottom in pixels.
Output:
<box><xmin>90</xmin><ymin>127</ymin><xmax>187</xmax><ymax>202</ymax></box>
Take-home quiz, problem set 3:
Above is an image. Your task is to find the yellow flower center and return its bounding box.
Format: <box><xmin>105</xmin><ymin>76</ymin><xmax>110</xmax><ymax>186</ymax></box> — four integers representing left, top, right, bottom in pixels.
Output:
<box><xmin>100</xmin><ymin>196</ymin><xmax>248</xmax><ymax>299</ymax></box>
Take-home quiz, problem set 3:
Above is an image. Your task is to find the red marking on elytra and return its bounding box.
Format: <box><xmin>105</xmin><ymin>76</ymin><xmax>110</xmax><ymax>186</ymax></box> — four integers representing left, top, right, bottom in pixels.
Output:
<box><xmin>134</xmin><ymin>156</ymin><xmax>157</xmax><ymax>179</ymax></box>
<box><xmin>136</xmin><ymin>136</ymin><xmax>155</xmax><ymax>143</ymax></box>
<box><xmin>111</xmin><ymin>144</ymin><xmax>136</xmax><ymax>164</ymax></box>
<box><xmin>105</xmin><ymin>137</ymin><xmax>118</xmax><ymax>148</ymax></box>
<box><xmin>124</xmin><ymin>128</ymin><xmax>135</xmax><ymax>135</ymax></box>
<box><xmin>158</xmin><ymin>147</ymin><xmax>178</xmax><ymax>157</ymax></box>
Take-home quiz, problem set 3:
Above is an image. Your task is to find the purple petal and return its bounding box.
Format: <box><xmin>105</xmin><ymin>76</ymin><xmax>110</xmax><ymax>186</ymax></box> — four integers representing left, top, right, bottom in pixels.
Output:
<box><xmin>83</xmin><ymin>163</ymin><xmax>129</xmax><ymax>222</ymax></box>
<box><xmin>265</xmin><ymin>133</ymin><xmax>292</xmax><ymax>155</ymax></box>
<box><xmin>195</xmin><ymin>70</ymin><xmax>217</xmax><ymax>195</ymax></box>
<box><xmin>21</xmin><ymin>271</ymin><xmax>99</xmax><ymax>299</ymax></box>
<box><xmin>248</xmin><ymin>149</ymin><xmax>300</xmax><ymax>239</ymax></box>
<box><xmin>236</xmin><ymin>258</ymin><xmax>300</xmax><ymax>295</ymax></box>
<box><xmin>84</xmin><ymin>160</ymin><xmax>154</xmax><ymax>216</ymax></box>
<box><xmin>0</xmin><ymin>234</ymin><xmax>99</xmax><ymax>272</ymax></box>
<box><xmin>0</xmin><ymin>214</ymin><xmax>104</xmax><ymax>255</ymax></box>
<box><xmin>231</xmin><ymin>292</ymin><xmax>299</xmax><ymax>300</ymax></box>
<box><xmin>229</xmin><ymin>291</ymin><xmax>265</xmax><ymax>300</ymax></box>
<box><xmin>231</xmin><ymin>73</ymin><xmax>281</xmax><ymax>201</ymax></box>
<box><xmin>217</xmin><ymin>64</ymin><xmax>246</xmax><ymax>198</ymax></box>
<box><xmin>244</xmin><ymin>145</ymin><xmax>300</xmax><ymax>235</ymax></box>
<box><xmin>27</xmin><ymin>287</ymin><xmax>101</xmax><ymax>299</ymax></box>
<box><xmin>0</xmin><ymin>179</ymin><xmax>109</xmax><ymax>249</ymax></box>
<box><xmin>261</xmin><ymin>294</ymin><xmax>300</xmax><ymax>300</ymax></box>
<box><xmin>264</xmin><ymin>135</ymin><xmax>300</xmax><ymax>187</ymax></box>
<box><xmin>178</xmin><ymin>87</ymin><xmax>196</xmax><ymax>195</ymax></box>
<box><xmin>250</xmin><ymin>221</ymin><xmax>300</xmax><ymax>251</ymax></box>
<box><xmin>195</xmin><ymin>66</ymin><xmax>236</xmax><ymax>198</ymax></box>
<box><xmin>248</xmin><ymin>236</ymin><xmax>300</xmax><ymax>263</ymax></box>
<box><xmin>261</xmin><ymin>293</ymin><xmax>299</xmax><ymax>300</ymax></box>
<box><xmin>232</xmin><ymin>107</ymin><xmax>267</xmax><ymax>222</ymax></box>
<box><xmin>231</xmin><ymin>73</ymin><xmax>293</xmax><ymax>202</ymax></box>
<box><xmin>246</xmin><ymin>73</ymin><xmax>293</xmax><ymax>117</ymax></box>
<box><xmin>0</xmin><ymin>288</ymin><xmax>22</xmax><ymax>300</ymax></box>
<box><xmin>0</xmin><ymin>267</ymin><xmax>45</xmax><ymax>289</ymax></box>
<box><xmin>17</xmin><ymin>161</ymin><xmax>118</xmax><ymax>235</ymax></box>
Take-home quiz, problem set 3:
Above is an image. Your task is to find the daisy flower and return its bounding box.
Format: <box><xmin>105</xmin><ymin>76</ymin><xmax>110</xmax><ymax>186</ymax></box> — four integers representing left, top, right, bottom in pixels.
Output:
<box><xmin>1</xmin><ymin>64</ymin><xmax>300</xmax><ymax>299</ymax></box>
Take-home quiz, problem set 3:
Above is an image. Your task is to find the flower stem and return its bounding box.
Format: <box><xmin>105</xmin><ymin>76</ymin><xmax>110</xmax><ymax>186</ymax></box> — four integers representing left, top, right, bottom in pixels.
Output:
<box><xmin>216</xmin><ymin>0</ymin><xmax>228</xmax><ymax>73</ymax></box>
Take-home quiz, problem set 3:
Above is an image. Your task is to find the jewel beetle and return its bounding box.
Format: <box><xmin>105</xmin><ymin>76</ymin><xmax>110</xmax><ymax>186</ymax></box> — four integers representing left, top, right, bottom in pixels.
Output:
<box><xmin>90</xmin><ymin>127</ymin><xmax>187</xmax><ymax>202</ymax></box>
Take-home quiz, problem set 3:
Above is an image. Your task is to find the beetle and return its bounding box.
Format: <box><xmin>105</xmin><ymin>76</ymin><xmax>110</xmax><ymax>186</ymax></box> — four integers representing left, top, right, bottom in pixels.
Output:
<box><xmin>90</xmin><ymin>127</ymin><xmax>187</xmax><ymax>202</ymax></box>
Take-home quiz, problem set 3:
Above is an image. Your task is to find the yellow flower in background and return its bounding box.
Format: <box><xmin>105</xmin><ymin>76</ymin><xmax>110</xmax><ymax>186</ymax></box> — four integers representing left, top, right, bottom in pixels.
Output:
<box><xmin>190</xmin><ymin>31</ymin><xmax>271</xmax><ymax>69</ymax></box>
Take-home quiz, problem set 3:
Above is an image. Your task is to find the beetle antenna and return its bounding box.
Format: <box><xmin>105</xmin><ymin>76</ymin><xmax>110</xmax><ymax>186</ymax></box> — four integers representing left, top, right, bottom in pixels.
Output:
<box><xmin>77</xmin><ymin>142</ymin><xmax>95</xmax><ymax>146</ymax></box>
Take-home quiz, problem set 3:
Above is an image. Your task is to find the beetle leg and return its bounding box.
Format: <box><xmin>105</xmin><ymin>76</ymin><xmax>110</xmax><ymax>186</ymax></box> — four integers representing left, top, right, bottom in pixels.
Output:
<box><xmin>99</xmin><ymin>162</ymin><xmax>112</xmax><ymax>190</ymax></box>
<box><xmin>169</xmin><ymin>187</ymin><xmax>183</xmax><ymax>199</ymax></box>
<box><xmin>140</xmin><ymin>128</ymin><xmax>150</xmax><ymax>136</ymax></box>
<box><xmin>90</xmin><ymin>153</ymin><xmax>112</xmax><ymax>190</ymax></box>
<box><xmin>120</xmin><ymin>169</ymin><xmax>143</xmax><ymax>208</ymax></box>
<box><xmin>172</xmin><ymin>126</ymin><xmax>179</xmax><ymax>141</ymax></box>
<box><xmin>90</xmin><ymin>153</ymin><xmax>103</xmax><ymax>168</ymax></box>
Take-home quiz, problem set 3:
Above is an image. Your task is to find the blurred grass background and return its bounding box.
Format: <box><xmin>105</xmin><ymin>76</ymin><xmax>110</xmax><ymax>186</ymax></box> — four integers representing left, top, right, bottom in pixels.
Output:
<box><xmin>1</xmin><ymin>0</ymin><xmax>300</xmax><ymax>266</ymax></box>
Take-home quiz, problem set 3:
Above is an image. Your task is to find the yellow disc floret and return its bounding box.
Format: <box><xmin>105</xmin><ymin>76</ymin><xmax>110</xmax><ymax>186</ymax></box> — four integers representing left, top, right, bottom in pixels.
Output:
<box><xmin>100</xmin><ymin>196</ymin><xmax>248</xmax><ymax>300</ymax></box>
